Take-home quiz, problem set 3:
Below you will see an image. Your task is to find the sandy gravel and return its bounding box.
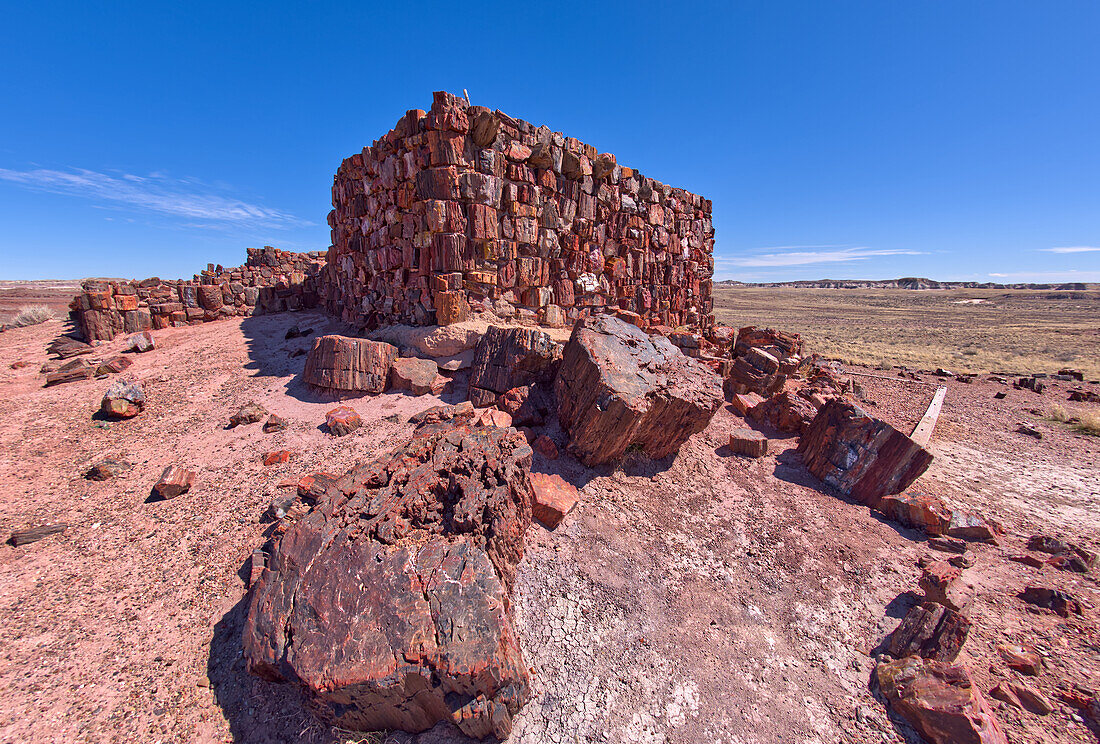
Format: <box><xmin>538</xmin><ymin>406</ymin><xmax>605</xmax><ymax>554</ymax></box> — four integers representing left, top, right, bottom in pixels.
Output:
<box><xmin>0</xmin><ymin>313</ymin><xmax>1097</xmax><ymax>744</ymax></box>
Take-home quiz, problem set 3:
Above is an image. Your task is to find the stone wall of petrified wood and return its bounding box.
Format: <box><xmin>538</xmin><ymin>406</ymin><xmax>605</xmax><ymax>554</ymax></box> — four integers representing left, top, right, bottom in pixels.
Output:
<box><xmin>323</xmin><ymin>91</ymin><xmax>715</xmax><ymax>332</ymax></box>
<box><xmin>73</xmin><ymin>246</ymin><xmax>326</xmax><ymax>341</ymax></box>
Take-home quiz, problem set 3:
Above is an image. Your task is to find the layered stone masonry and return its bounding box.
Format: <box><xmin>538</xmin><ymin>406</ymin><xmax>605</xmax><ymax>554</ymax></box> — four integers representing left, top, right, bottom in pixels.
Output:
<box><xmin>324</xmin><ymin>91</ymin><xmax>715</xmax><ymax>332</ymax></box>
<box><xmin>74</xmin><ymin>246</ymin><xmax>326</xmax><ymax>341</ymax></box>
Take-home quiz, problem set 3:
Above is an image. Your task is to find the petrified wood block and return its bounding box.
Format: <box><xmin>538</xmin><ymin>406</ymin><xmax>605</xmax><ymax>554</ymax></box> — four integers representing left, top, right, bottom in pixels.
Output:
<box><xmin>303</xmin><ymin>335</ymin><xmax>398</xmax><ymax>393</ymax></box>
<box><xmin>554</xmin><ymin>315</ymin><xmax>723</xmax><ymax>466</ymax></box>
<box><xmin>244</xmin><ymin>422</ymin><xmax>534</xmax><ymax>739</ymax></box>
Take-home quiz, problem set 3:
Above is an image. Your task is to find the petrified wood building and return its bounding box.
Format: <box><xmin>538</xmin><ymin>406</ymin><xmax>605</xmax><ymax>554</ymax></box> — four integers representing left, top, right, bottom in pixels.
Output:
<box><xmin>324</xmin><ymin>91</ymin><xmax>715</xmax><ymax>331</ymax></box>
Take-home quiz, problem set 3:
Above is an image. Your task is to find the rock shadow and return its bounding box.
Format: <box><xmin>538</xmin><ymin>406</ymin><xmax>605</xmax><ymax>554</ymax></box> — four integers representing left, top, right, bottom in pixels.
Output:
<box><xmin>208</xmin><ymin>593</ymin><xmax>343</xmax><ymax>744</ymax></box>
<box><xmin>239</xmin><ymin>310</ymin><xmax>353</xmax><ymax>402</ymax></box>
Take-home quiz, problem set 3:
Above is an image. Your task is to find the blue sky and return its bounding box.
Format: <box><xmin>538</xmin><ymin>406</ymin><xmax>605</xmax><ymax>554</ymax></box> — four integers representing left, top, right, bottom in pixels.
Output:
<box><xmin>1</xmin><ymin>1</ymin><xmax>1099</xmax><ymax>283</ymax></box>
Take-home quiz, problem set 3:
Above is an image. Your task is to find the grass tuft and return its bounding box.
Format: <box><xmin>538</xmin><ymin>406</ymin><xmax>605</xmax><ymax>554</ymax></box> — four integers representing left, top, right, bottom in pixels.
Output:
<box><xmin>12</xmin><ymin>305</ymin><xmax>54</xmax><ymax>327</ymax></box>
<box><xmin>1075</xmin><ymin>412</ymin><xmax>1100</xmax><ymax>436</ymax></box>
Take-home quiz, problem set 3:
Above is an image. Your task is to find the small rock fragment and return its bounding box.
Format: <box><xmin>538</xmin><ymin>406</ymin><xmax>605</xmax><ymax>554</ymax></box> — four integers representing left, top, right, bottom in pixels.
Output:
<box><xmin>946</xmin><ymin>510</ymin><xmax>1000</xmax><ymax>543</ymax></box>
<box><xmin>919</xmin><ymin>561</ymin><xmax>976</xmax><ymax>612</ymax></box>
<box><xmin>85</xmin><ymin>458</ymin><xmax>130</xmax><ymax>481</ymax></box>
<box><xmin>8</xmin><ymin>524</ymin><xmax>68</xmax><ymax>546</ymax></box>
<box><xmin>263</xmin><ymin>450</ymin><xmax>292</xmax><ymax>466</ymax></box>
<box><xmin>262</xmin><ymin>414</ymin><xmax>288</xmax><ymax>433</ymax></box>
<box><xmin>325</xmin><ymin>405</ymin><xmax>362</xmax><ymax>436</ymax></box>
<box><xmin>127</xmin><ymin>331</ymin><xmax>156</xmax><ymax>353</ymax></box>
<box><xmin>153</xmin><ymin>466</ymin><xmax>195</xmax><ymax>499</ymax></box>
<box><xmin>887</xmin><ymin>601</ymin><xmax>970</xmax><ymax>662</ymax></box>
<box><xmin>995</xmin><ymin>644</ymin><xmax>1043</xmax><ymax>676</ymax></box>
<box><xmin>728</xmin><ymin>428</ymin><xmax>768</xmax><ymax>458</ymax></box>
<box><xmin>533</xmin><ymin>435</ymin><xmax>559</xmax><ymax>460</ymax></box>
<box><xmin>95</xmin><ymin>355</ymin><xmax>133</xmax><ymax>376</ymax></box>
<box><xmin>229</xmin><ymin>401</ymin><xmax>268</xmax><ymax>428</ymax></box>
<box><xmin>100</xmin><ymin>380</ymin><xmax>146</xmax><ymax>419</ymax></box>
<box><xmin>1010</xmin><ymin>681</ymin><xmax>1054</xmax><ymax>715</ymax></box>
<box><xmin>1019</xmin><ymin>586</ymin><xmax>1083</xmax><ymax>617</ymax></box>
<box><xmin>529</xmin><ymin>472</ymin><xmax>579</xmax><ymax>529</ymax></box>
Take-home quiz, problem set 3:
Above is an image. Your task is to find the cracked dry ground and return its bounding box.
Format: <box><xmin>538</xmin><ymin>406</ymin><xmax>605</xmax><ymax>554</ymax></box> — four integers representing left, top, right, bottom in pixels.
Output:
<box><xmin>0</xmin><ymin>311</ymin><xmax>1097</xmax><ymax>744</ymax></box>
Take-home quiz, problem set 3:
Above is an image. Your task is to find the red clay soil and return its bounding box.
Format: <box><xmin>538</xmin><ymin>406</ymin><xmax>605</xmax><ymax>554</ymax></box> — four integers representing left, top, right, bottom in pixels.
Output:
<box><xmin>0</xmin><ymin>312</ymin><xmax>1097</xmax><ymax>744</ymax></box>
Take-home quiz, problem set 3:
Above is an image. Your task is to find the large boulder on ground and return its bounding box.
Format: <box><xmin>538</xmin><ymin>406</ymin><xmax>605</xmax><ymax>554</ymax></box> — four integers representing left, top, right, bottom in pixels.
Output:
<box><xmin>389</xmin><ymin>357</ymin><xmax>448</xmax><ymax>396</ymax></box>
<box><xmin>244</xmin><ymin>422</ymin><xmax>534</xmax><ymax>739</ymax></box>
<box><xmin>874</xmin><ymin>656</ymin><xmax>1007</xmax><ymax>744</ymax></box>
<box><xmin>554</xmin><ymin>315</ymin><xmax>723</xmax><ymax>466</ymax></box>
<box><xmin>303</xmin><ymin>335</ymin><xmax>398</xmax><ymax>393</ymax></box>
<box><xmin>797</xmin><ymin>398</ymin><xmax>933</xmax><ymax>507</ymax></box>
<box><xmin>468</xmin><ymin>326</ymin><xmax>562</xmax><ymax>407</ymax></box>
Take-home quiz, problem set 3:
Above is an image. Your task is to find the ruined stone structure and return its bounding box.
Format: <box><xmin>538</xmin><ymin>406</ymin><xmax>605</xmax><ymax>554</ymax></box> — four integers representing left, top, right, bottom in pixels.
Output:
<box><xmin>323</xmin><ymin>91</ymin><xmax>715</xmax><ymax>332</ymax></box>
<box><xmin>73</xmin><ymin>247</ymin><xmax>326</xmax><ymax>341</ymax></box>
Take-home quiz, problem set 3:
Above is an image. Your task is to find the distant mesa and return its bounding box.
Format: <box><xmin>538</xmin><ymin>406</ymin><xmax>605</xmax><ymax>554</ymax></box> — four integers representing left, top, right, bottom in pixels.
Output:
<box><xmin>715</xmin><ymin>277</ymin><xmax>1094</xmax><ymax>291</ymax></box>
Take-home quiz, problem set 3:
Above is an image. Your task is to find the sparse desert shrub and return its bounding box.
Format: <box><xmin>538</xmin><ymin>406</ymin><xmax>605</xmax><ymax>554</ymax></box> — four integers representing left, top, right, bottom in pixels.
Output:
<box><xmin>1048</xmin><ymin>404</ymin><xmax>1070</xmax><ymax>423</ymax></box>
<box><xmin>1075</xmin><ymin>412</ymin><xmax>1100</xmax><ymax>436</ymax></box>
<box><xmin>12</xmin><ymin>305</ymin><xmax>54</xmax><ymax>327</ymax></box>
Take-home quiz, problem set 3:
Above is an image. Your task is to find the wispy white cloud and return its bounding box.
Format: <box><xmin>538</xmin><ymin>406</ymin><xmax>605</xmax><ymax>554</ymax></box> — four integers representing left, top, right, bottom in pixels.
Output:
<box><xmin>1038</xmin><ymin>246</ymin><xmax>1100</xmax><ymax>254</ymax></box>
<box><xmin>988</xmin><ymin>270</ymin><xmax>1100</xmax><ymax>281</ymax></box>
<box><xmin>0</xmin><ymin>166</ymin><xmax>309</xmax><ymax>227</ymax></box>
<box><xmin>718</xmin><ymin>246</ymin><xmax>924</xmax><ymax>268</ymax></box>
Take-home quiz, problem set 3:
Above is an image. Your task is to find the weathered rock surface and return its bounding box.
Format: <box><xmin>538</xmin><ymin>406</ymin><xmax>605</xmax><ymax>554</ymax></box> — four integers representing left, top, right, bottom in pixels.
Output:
<box><xmin>303</xmin><ymin>335</ymin><xmax>398</xmax><ymax>393</ymax></box>
<box><xmin>94</xmin><ymin>355</ymin><xmax>133</xmax><ymax>376</ymax></box>
<box><xmin>748</xmin><ymin>391</ymin><xmax>818</xmax><ymax>434</ymax></box>
<box><xmin>874</xmin><ymin>656</ymin><xmax>1007</xmax><ymax>744</ymax></box>
<box><xmin>797</xmin><ymin>398</ymin><xmax>933</xmax><ymax>507</ymax></box>
<box><xmin>244</xmin><ymin>422</ymin><xmax>534</xmax><ymax>739</ymax></box>
<box><xmin>389</xmin><ymin>357</ymin><xmax>447</xmax><ymax>396</ymax></box>
<box><xmin>887</xmin><ymin>601</ymin><xmax>970</xmax><ymax>661</ymax></box>
<box><xmin>409</xmin><ymin>401</ymin><xmax>476</xmax><ymax>428</ymax></box>
<box><xmin>554</xmin><ymin>315</ymin><xmax>723</xmax><ymax>466</ymax></box>
<box><xmin>468</xmin><ymin>326</ymin><xmax>562</xmax><ymax>407</ymax></box>
<box><xmin>496</xmin><ymin>384</ymin><xmax>552</xmax><ymax>427</ymax></box>
<box><xmin>100</xmin><ymin>380</ymin><xmax>146</xmax><ymax>419</ymax></box>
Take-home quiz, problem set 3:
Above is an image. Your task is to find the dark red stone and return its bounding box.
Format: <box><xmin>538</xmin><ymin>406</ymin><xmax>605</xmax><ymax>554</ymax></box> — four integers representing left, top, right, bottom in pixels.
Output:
<box><xmin>554</xmin><ymin>315</ymin><xmax>722</xmax><ymax>466</ymax></box>
<box><xmin>797</xmin><ymin>398</ymin><xmax>933</xmax><ymax>507</ymax></box>
<box><xmin>244</xmin><ymin>422</ymin><xmax>534</xmax><ymax>738</ymax></box>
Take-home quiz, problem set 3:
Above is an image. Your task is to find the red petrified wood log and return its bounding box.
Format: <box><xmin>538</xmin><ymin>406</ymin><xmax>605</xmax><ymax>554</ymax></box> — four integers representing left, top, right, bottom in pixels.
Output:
<box><xmin>244</xmin><ymin>422</ymin><xmax>534</xmax><ymax>739</ymax></box>
<box><xmin>874</xmin><ymin>656</ymin><xmax>1008</xmax><ymax>744</ymax></box>
<box><xmin>554</xmin><ymin>315</ymin><xmax>723</xmax><ymax>466</ymax></box>
<box><xmin>797</xmin><ymin>398</ymin><xmax>933</xmax><ymax>507</ymax></box>
<box><xmin>303</xmin><ymin>335</ymin><xmax>398</xmax><ymax>393</ymax></box>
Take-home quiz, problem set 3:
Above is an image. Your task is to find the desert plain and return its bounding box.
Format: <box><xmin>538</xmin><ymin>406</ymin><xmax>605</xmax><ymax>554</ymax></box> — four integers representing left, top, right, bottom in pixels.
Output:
<box><xmin>0</xmin><ymin>283</ymin><xmax>1097</xmax><ymax>744</ymax></box>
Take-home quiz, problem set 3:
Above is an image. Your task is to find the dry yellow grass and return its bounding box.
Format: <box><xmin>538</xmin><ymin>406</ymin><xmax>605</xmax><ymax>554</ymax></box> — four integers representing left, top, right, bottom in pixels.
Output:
<box><xmin>713</xmin><ymin>286</ymin><xmax>1100</xmax><ymax>379</ymax></box>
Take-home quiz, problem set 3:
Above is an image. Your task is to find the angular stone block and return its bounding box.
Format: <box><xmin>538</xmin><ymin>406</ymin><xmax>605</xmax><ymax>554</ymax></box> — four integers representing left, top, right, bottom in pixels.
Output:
<box><xmin>797</xmin><ymin>399</ymin><xmax>933</xmax><ymax>507</ymax></box>
<box><xmin>304</xmin><ymin>336</ymin><xmax>398</xmax><ymax>393</ymax></box>
<box><xmin>554</xmin><ymin>315</ymin><xmax>722</xmax><ymax>466</ymax></box>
